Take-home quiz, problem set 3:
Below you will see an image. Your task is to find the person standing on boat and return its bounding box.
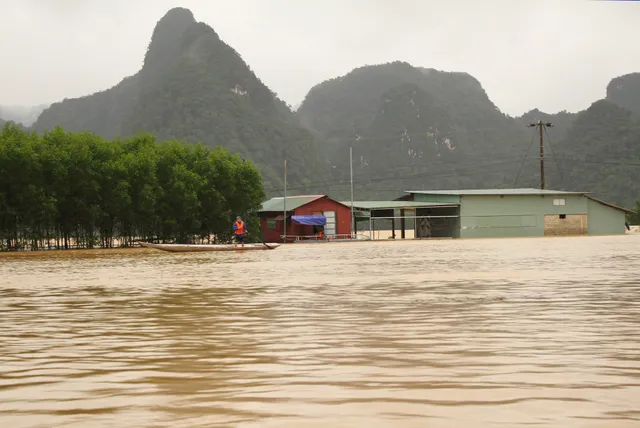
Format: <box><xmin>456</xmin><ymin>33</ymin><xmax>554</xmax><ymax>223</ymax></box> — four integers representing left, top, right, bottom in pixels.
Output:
<box><xmin>233</xmin><ymin>216</ymin><xmax>246</xmax><ymax>248</ymax></box>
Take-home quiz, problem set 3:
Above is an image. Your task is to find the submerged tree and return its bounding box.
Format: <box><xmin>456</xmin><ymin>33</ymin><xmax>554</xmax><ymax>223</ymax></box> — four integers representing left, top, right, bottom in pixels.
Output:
<box><xmin>0</xmin><ymin>123</ymin><xmax>265</xmax><ymax>251</ymax></box>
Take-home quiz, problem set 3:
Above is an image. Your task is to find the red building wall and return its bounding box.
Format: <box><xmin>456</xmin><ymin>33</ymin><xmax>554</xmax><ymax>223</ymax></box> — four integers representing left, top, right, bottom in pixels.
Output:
<box><xmin>260</xmin><ymin>213</ymin><xmax>284</xmax><ymax>243</ymax></box>
<box><xmin>296</xmin><ymin>197</ymin><xmax>352</xmax><ymax>236</ymax></box>
<box><xmin>260</xmin><ymin>196</ymin><xmax>351</xmax><ymax>242</ymax></box>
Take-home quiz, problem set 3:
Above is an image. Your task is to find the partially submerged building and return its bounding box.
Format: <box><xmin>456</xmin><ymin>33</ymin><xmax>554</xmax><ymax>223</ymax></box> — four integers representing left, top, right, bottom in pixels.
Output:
<box><xmin>259</xmin><ymin>195</ymin><xmax>351</xmax><ymax>242</ymax></box>
<box><xmin>399</xmin><ymin>188</ymin><xmax>632</xmax><ymax>239</ymax></box>
<box><xmin>259</xmin><ymin>189</ymin><xmax>632</xmax><ymax>242</ymax></box>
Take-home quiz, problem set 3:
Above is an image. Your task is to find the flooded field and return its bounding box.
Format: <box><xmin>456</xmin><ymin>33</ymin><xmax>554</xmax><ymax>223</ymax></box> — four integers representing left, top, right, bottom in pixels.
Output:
<box><xmin>1</xmin><ymin>236</ymin><xmax>639</xmax><ymax>428</ymax></box>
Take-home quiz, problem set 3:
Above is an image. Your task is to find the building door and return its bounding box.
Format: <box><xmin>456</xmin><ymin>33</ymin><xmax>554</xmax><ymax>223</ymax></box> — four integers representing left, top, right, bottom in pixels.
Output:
<box><xmin>323</xmin><ymin>211</ymin><xmax>336</xmax><ymax>236</ymax></box>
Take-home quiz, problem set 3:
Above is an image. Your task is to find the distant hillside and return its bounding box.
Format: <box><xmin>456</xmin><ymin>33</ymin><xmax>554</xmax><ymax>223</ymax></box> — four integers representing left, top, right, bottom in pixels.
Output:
<box><xmin>35</xmin><ymin>75</ymin><xmax>140</xmax><ymax>139</ymax></box>
<box><xmin>606</xmin><ymin>72</ymin><xmax>640</xmax><ymax>116</ymax></box>
<box><xmin>513</xmin><ymin>74</ymin><xmax>640</xmax><ymax>206</ymax></box>
<box><xmin>0</xmin><ymin>117</ymin><xmax>27</xmax><ymax>131</ymax></box>
<box><xmin>33</xmin><ymin>7</ymin><xmax>327</xmax><ymax>192</ymax></box>
<box><xmin>296</xmin><ymin>62</ymin><xmax>535</xmax><ymax>199</ymax></box>
<box><xmin>0</xmin><ymin>104</ymin><xmax>48</xmax><ymax>127</ymax></box>
<box><xmin>552</xmin><ymin>100</ymin><xmax>640</xmax><ymax>206</ymax></box>
<box><xmin>26</xmin><ymin>11</ymin><xmax>640</xmax><ymax>205</ymax></box>
<box><xmin>516</xmin><ymin>76</ymin><xmax>640</xmax><ymax>206</ymax></box>
<box><xmin>297</xmin><ymin>62</ymin><xmax>640</xmax><ymax>205</ymax></box>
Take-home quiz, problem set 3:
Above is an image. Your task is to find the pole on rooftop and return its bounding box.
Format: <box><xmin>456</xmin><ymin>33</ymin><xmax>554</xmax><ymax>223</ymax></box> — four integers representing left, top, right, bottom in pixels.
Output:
<box><xmin>350</xmin><ymin>146</ymin><xmax>354</xmax><ymax>238</ymax></box>
<box><xmin>283</xmin><ymin>158</ymin><xmax>287</xmax><ymax>243</ymax></box>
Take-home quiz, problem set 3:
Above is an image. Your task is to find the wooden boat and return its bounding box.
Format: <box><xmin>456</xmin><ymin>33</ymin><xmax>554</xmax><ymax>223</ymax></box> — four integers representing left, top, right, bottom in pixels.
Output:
<box><xmin>139</xmin><ymin>242</ymin><xmax>280</xmax><ymax>252</ymax></box>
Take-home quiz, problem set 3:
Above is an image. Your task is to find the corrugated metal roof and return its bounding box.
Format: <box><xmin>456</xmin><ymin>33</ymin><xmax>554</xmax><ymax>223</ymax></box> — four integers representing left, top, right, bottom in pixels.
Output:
<box><xmin>260</xmin><ymin>195</ymin><xmax>324</xmax><ymax>212</ymax></box>
<box><xmin>339</xmin><ymin>200</ymin><xmax>458</xmax><ymax>210</ymax></box>
<box><xmin>405</xmin><ymin>188</ymin><xmax>588</xmax><ymax>196</ymax></box>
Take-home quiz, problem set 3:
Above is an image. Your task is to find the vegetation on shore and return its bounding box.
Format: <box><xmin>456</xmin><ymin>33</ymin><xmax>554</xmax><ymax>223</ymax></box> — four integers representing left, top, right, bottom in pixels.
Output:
<box><xmin>628</xmin><ymin>202</ymin><xmax>640</xmax><ymax>225</ymax></box>
<box><xmin>0</xmin><ymin>123</ymin><xmax>265</xmax><ymax>251</ymax></box>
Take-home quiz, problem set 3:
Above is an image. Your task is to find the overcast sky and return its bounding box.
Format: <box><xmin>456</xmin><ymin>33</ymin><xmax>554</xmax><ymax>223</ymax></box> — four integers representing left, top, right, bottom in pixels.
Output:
<box><xmin>1</xmin><ymin>0</ymin><xmax>639</xmax><ymax>116</ymax></box>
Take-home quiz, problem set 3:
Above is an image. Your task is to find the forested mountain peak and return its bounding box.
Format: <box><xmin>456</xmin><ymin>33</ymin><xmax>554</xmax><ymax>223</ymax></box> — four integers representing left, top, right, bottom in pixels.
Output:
<box><xmin>606</xmin><ymin>72</ymin><xmax>640</xmax><ymax>116</ymax></box>
<box><xmin>153</xmin><ymin>7</ymin><xmax>196</xmax><ymax>33</ymax></box>
<box><xmin>297</xmin><ymin>61</ymin><xmax>496</xmax><ymax>140</ymax></box>
<box><xmin>143</xmin><ymin>7</ymin><xmax>198</xmax><ymax>71</ymax></box>
<box><xmin>295</xmin><ymin>61</ymin><xmax>531</xmax><ymax>199</ymax></box>
<box><xmin>32</xmin><ymin>8</ymin><xmax>328</xmax><ymax>193</ymax></box>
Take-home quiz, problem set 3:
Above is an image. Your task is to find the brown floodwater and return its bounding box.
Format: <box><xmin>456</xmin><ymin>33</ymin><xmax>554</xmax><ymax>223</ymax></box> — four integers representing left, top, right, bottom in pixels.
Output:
<box><xmin>1</xmin><ymin>236</ymin><xmax>639</xmax><ymax>428</ymax></box>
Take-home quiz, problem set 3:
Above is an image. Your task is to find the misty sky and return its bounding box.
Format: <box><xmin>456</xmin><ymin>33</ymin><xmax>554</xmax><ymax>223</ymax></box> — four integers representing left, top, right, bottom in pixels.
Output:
<box><xmin>1</xmin><ymin>0</ymin><xmax>639</xmax><ymax>116</ymax></box>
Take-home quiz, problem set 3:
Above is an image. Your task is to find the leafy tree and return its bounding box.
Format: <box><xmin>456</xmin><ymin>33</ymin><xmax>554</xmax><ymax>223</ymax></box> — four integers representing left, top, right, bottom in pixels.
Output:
<box><xmin>627</xmin><ymin>201</ymin><xmax>640</xmax><ymax>225</ymax></box>
<box><xmin>0</xmin><ymin>123</ymin><xmax>265</xmax><ymax>251</ymax></box>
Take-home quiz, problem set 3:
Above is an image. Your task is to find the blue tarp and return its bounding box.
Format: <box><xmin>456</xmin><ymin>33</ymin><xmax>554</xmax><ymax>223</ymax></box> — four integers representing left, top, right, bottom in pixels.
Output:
<box><xmin>291</xmin><ymin>215</ymin><xmax>326</xmax><ymax>226</ymax></box>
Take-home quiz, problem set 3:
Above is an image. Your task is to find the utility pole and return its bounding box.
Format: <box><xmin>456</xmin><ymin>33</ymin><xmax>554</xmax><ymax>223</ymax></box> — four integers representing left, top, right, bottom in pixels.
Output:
<box><xmin>528</xmin><ymin>120</ymin><xmax>554</xmax><ymax>190</ymax></box>
<box><xmin>349</xmin><ymin>146</ymin><xmax>354</xmax><ymax>238</ymax></box>
<box><xmin>283</xmin><ymin>158</ymin><xmax>287</xmax><ymax>243</ymax></box>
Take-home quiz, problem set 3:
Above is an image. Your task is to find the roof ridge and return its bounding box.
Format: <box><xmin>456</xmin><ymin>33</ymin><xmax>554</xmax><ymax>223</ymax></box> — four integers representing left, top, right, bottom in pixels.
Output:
<box><xmin>268</xmin><ymin>194</ymin><xmax>324</xmax><ymax>200</ymax></box>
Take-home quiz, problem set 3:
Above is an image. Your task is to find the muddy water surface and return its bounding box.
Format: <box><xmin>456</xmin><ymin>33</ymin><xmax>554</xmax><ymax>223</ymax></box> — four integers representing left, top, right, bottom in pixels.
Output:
<box><xmin>1</xmin><ymin>236</ymin><xmax>639</xmax><ymax>427</ymax></box>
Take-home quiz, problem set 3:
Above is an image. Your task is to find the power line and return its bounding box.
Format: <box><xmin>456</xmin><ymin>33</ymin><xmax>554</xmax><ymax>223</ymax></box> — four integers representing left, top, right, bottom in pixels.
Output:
<box><xmin>543</xmin><ymin>125</ymin><xmax>564</xmax><ymax>184</ymax></box>
<box><xmin>266</xmin><ymin>155</ymin><xmax>640</xmax><ymax>194</ymax></box>
<box><xmin>264</xmin><ymin>156</ymin><xmax>640</xmax><ymax>196</ymax></box>
<box><xmin>273</xmin><ymin>123</ymin><xmax>554</xmax><ymax>191</ymax></box>
<box><xmin>266</xmin><ymin>125</ymin><xmax>640</xmax><ymax>197</ymax></box>
<box><xmin>265</xmin><ymin>150</ymin><xmax>534</xmax><ymax>190</ymax></box>
<box><xmin>342</xmin><ymin>161</ymin><xmax>636</xmax><ymax>196</ymax></box>
<box><xmin>267</xmin><ymin>165</ymin><xmax>640</xmax><ymax>205</ymax></box>
<box><xmin>337</xmin><ymin>165</ymin><xmax>552</xmax><ymax>194</ymax></box>
<box><xmin>266</xmin><ymin>157</ymin><xmax>538</xmax><ymax>194</ymax></box>
<box><xmin>344</xmin><ymin>125</ymin><xmax>534</xmax><ymax>143</ymax></box>
<box><xmin>549</xmin><ymin>158</ymin><xmax>640</xmax><ymax>167</ymax></box>
<box><xmin>514</xmin><ymin>126</ymin><xmax>538</xmax><ymax>187</ymax></box>
<box><xmin>264</xmin><ymin>155</ymin><xmax>529</xmax><ymax>193</ymax></box>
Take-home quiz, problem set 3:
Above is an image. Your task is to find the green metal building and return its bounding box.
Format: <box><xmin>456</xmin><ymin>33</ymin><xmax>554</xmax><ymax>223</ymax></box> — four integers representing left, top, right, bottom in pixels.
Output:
<box><xmin>396</xmin><ymin>188</ymin><xmax>633</xmax><ymax>239</ymax></box>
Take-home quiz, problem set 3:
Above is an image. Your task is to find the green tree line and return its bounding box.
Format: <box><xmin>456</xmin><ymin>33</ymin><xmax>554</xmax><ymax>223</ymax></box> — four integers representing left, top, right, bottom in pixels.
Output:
<box><xmin>0</xmin><ymin>123</ymin><xmax>265</xmax><ymax>251</ymax></box>
<box><xmin>628</xmin><ymin>202</ymin><xmax>640</xmax><ymax>226</ymax></box>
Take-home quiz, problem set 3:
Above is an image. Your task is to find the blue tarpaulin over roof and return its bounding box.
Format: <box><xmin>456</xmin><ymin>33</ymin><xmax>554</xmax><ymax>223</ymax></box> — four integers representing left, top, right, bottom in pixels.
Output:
<box><xmin>291</xmin><ymin>215</ymin><xmax>326</xmax><ymax>226</ymax></box>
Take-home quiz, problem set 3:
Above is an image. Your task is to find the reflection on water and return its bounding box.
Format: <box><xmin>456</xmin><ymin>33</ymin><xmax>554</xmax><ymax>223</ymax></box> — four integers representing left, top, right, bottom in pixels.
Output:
<box><xmin>1</xmin><ymin>236</ymin><xmax>640</xmax><ymax>428</ymax></box>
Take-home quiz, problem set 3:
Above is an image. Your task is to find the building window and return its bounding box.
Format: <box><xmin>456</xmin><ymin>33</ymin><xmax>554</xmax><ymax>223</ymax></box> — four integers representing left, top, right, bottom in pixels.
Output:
<box><xmin>553</xmin><ymin>199</ymin><xmax>566</xmax><ymax>206</ymax></box>
<box><xmin>266</xmin><ymin>219</ymin><xmax>277</xmax><ymax>230</ymax></box>
<box><xmin>559</xmin><ymin>214</ymin><xmax>566</xmax><ymax>219</ymax></box>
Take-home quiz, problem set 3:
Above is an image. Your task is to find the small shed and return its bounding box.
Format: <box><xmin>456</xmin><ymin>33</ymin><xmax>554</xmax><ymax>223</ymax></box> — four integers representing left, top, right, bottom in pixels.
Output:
<box><xmin>259</xmin><ymin>195</ymin><xmax>352</xmax><ymax>242</ymax></box>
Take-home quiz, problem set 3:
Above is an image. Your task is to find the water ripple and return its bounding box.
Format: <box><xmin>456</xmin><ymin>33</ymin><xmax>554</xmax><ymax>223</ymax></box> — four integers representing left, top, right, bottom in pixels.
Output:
<box><xmin>1</xmin><ymin>236</ymin><xmax>640</xmax><ymax>427</ymax></box>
